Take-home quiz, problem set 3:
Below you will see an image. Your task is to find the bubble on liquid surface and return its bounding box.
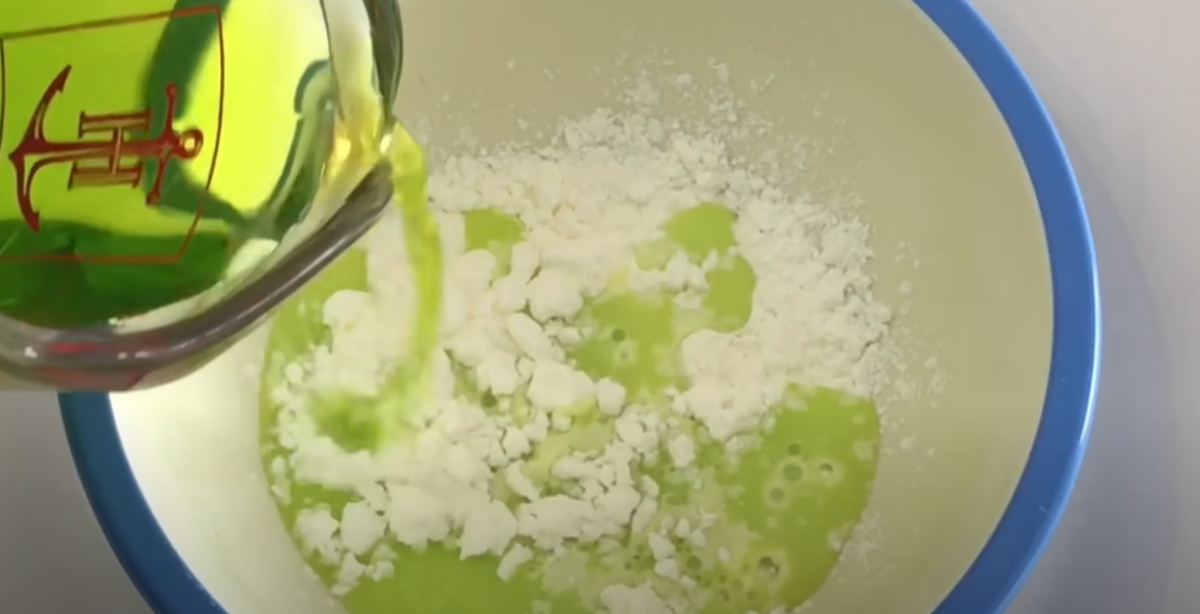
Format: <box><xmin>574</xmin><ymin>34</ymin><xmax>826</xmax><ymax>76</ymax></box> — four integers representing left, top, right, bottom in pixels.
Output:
<box><xmin>818</xmin><ymin>460</ymin><xmax>843</xmax><ymax>485</ymax></box>
<box><xmin>782</xmin><ymin>462</ymin><xmax>803</xmax><ymax>482</ymax></box>
<box><xmin>757</xmin><ymin>556</ymin><xmax>779</xmax><ymax>578</ymax></box>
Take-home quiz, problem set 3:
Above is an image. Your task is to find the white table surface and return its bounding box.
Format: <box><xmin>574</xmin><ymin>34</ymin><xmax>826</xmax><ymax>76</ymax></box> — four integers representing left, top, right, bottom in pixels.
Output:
<box><xmin>1</xmin><ymin>0</ymin><xmax>1196</xmax><ymax>612</ymax></box>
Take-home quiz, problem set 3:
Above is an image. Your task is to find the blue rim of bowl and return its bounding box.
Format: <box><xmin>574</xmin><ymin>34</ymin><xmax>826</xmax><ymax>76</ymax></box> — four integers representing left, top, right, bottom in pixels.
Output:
<box><xmin>59</xmin><ymin>0</ymin><xmax>1100</xmax><ymax>613</ymax></box>
<box><xmin>913</xmin><ymin>0</ymin><xmax>1101</xmax><ymax>612</ymax></box>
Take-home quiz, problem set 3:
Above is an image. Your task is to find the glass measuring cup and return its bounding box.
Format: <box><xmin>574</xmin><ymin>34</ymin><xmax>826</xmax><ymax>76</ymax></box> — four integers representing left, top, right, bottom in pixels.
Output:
<box><xmin>0</xmin><ymin>0</ymin><xmax>402</xmax><ymax>390</ymax></box>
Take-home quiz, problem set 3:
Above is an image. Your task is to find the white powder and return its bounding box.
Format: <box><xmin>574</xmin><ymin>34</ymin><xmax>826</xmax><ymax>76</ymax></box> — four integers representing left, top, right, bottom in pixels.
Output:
<box><xmin>668</xmin><ymin>434</ymin><xmax>696</xmax><ymax>469</ymax></box>
<box><xmin>266</xmin><ymin>71</ymin><xmax>895</xmax><ymax>611</ymax></box>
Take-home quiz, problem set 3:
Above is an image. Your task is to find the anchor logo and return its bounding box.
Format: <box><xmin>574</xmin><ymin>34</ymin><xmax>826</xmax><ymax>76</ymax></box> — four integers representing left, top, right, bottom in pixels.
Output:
<box><xmin>7</xmin><ymin>65</ymin><xmax>204</xmax><ymax>231</ymax></box>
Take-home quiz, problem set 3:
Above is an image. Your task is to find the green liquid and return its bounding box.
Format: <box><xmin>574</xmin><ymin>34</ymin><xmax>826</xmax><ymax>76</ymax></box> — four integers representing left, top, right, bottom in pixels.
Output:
<box><xmin>0</xmin><ymin>0</ymin><xmax>342</xmax><ymax>327</ymax></box>
<box><xmin>260</xmin><ymin>188</ymin><xmax>882</xmax><ymax>613</ymax></box>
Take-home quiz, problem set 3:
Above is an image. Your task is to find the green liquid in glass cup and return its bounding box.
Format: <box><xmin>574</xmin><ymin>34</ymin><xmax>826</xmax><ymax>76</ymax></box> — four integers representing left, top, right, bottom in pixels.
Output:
<box><xmin>0</xmin><ymin>0</ymin><xmax>411</xmax><ymax>389</ymax></box>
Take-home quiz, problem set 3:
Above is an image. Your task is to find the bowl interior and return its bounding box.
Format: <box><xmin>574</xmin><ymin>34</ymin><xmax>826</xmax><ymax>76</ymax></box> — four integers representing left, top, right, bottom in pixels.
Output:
<box><xmin>103</xmin><ymin>0</ymin><xmax>1053</xmax><ymax>613</ymax></box>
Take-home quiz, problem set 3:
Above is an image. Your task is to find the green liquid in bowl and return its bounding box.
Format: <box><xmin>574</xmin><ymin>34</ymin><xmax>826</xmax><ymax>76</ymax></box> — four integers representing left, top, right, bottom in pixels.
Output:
<box><xmin>259</xmin><ymin>190</ymin><xmax>881</xmax><ymax>614</ymax></box>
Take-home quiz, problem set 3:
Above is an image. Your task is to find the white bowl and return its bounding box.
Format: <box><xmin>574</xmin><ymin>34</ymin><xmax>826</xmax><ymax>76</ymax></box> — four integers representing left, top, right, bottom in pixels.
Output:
<box><xmin>61</xmin><ymin>0</ymin><xmax>1099</xmax><ymax>613</ymax></box>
